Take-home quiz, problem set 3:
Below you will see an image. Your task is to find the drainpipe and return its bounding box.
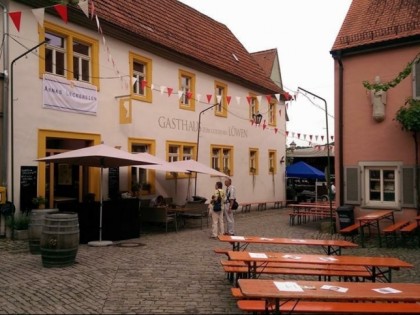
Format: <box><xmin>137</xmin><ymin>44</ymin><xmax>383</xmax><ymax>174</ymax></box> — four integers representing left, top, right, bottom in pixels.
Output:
<box><xmin>337</xmin><ymin>55</ymin><xmax>344</xmax><ymax>207</ymax></box>
<box><xmin>0</xmin><ymin>1</ymin><xmax>9</xmax><ymax>192</ymax></box>
<box><xmin>10</xmin><ymin>40</ymin><xmax>47</xmax><ymax>204</ymax></box>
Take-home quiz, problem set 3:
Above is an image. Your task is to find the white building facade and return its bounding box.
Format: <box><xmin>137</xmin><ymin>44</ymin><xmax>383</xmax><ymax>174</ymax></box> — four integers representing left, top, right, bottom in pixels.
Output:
<box><xmin>0</xmin><ymin>0</ymin><xmax>288</xmax><ymax>212</ymax></box>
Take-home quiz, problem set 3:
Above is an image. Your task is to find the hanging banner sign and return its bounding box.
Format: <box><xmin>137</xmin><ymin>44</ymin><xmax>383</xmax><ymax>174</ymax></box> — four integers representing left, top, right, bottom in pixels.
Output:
<box><xmin>43</xmin><ymin>74</ymin><xmax>98</xmax><ymax>115</ymax></box>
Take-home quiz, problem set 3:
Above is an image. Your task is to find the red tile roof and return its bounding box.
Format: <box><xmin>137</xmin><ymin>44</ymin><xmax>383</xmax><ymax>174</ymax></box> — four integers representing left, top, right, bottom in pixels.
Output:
<box><xmin>331</xmin><ymin>0</ymin><xmax>420</xmax><ymax>52</ymax></box>
<box><xmin>251</xmin><ymin>49</ymin><xmax>278</xmax><ymax>78</ymax></box>
<box><xmin>92</xmin><ymin>0</ymin><xmax>283</xmax><ymax>94</ymax></box>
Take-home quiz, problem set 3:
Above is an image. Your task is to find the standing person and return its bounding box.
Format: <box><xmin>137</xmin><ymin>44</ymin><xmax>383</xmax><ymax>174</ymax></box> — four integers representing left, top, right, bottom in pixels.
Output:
<box><xmin>224</xmin><ymin>178</ymin><xmax>236</xmax><ymax>236</ymax></box>
<box><xmin>330</xmin><ymin>182</ymin><xmax>336</xmax><ymax>201</ymax></box>
<box><xmin>209</xmin><ymin>181</ymin><xmax>225</xmax><ymax>239</ymax></box>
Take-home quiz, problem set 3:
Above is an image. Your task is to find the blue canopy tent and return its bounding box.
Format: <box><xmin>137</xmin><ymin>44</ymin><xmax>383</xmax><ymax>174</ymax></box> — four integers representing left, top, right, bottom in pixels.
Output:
<box><xmin>286</xmin><ymin>161</ymin><xmax>326</xmax><ymax>202</ymax></box>
<box><xmin>286</xmin><ymin>161</ymin><xmax>325</xmax><ymax>180</ymax></box>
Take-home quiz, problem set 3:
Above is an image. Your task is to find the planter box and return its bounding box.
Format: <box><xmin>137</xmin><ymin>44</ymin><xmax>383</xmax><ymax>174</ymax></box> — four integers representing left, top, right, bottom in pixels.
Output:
<box><xmin>14</xmin><ymin>229</ymin><xmax>29</xmax><ymax>240</ymax></box>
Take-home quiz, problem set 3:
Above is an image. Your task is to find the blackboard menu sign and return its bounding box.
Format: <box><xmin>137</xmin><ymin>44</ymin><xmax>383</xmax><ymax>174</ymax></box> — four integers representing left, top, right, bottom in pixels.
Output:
<box><xmin>20</xmin><ymin>166</ymin><xmax>37</xmax><ymax>213</ymax></box>
<box><xmin>108</xmin><ymin>167</ymin><xmax>119</xmax><ymax>199</ymax></box>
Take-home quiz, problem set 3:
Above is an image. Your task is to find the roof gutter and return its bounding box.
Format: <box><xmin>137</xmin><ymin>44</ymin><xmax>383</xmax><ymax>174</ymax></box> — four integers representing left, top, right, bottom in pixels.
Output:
<box><xmin>336</xmin><ymin>54</ymin><xmax>344</xmax><ymax>207</ymax></box>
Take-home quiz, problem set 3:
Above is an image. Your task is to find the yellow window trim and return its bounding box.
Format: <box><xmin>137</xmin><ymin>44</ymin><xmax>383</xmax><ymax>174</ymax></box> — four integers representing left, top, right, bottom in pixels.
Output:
<box><xmin>128</xmin><ymin>138</ymin><xmax>156</xmax><ymax>194</ymax></box>
<box><xmin>249</xmin><ymin>148</ymin><xmax>259</xmax><ymax>175</ymax></box>
<box><xmin>39</xmin><ymin>21</ymin><xmax>100</xmax><ymax>89</ymax></box>
<box><xmin>37</xmin><ymin>129</ymin><xmax>101</xmax><ymax>204</ymax></box>
<box><xmin>268</xmin><ymin>101</ymin><xmax>277</xmax><ymax>127</ymax></box>
<box><xmin>268</xmin><ymin>150</ymin><xmax>277</xmax><ymax>174</ymax></box>
<box><xmin>248</xmin><ymin>92</ymin><xmax>259</xmax><ymax>119</ymax></box>
<box><xmin>179</xmin><ymin>69</ymin><xmax>196</xmax><ymax>111</ymax></box>
<box><xmin>210</xmin><ymin>144</ymin><xmax>234</xmax><ymax>176</ymax></box>
<box><xmin>129</xmin><ymin>51</ymin><xmax>153</xmax><ymax>103</ymax></box>
<box><xmin>214</xmin><ymin>80</ymin><xmax>228</xmax><ymax>118</ymax></box>
<box><xmin>166</xmin><ymin>141</ymin><xmax>197</xmax><ymax>179</ymax></box>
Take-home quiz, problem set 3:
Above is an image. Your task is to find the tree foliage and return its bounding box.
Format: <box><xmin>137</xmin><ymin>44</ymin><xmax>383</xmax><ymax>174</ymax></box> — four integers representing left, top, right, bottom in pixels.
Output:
<box><xmin>395</xmin><ymin>98</ymin><xmax>420</xmax><ymax>132</ymax></box>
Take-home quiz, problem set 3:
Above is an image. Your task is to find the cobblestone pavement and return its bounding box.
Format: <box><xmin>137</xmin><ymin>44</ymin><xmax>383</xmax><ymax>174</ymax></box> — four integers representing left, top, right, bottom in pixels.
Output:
<box><xmin>1</xmin><ymin>208</ymin><xmax>420</xmax><ymax>314</ymax></box>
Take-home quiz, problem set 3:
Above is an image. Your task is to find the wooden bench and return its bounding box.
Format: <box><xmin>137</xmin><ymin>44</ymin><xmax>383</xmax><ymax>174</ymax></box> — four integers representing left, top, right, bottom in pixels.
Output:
<box><xmin>221</xmin><ymin>260</ymin><xmax>372</xmax><ymax>285</ymax></box>
<box><xmin>339</xmin><ymin>222</ymin><xmax>365</xmax><ymax>242</ymax></box>
<box><xmin>382</xmin><ymin>220</ymin><xmax>410</xmax><ymax>247</ymax></box>
<box><xmin>237</xmin><ymin>299</ymin><xmax>420</xmax><ymax>314</ymax></box>
<box><xmin>213</xmin><ymin>248</ymin><xmax>230</xmax><ymax>257</ymax></box>
<box><xmin>400</xmin><ymin>221</ymin><xmax>419</xmax><ymax>246</ymax></box>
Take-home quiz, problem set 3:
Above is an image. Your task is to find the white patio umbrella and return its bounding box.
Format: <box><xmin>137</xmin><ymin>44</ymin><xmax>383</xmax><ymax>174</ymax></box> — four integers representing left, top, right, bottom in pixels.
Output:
<box><xmin>170</xmin><ymin>159</ymin><xmax>228</xmax><ymax>201</ymax></box>
<box><xmin>36</xmin><ymin>144</ymin><xmax>161</xmax><ymax>246</ymax></box>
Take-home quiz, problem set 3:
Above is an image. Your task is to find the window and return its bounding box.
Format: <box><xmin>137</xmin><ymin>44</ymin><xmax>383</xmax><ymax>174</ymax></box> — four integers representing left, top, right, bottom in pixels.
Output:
<box><xmin>179</xmin><ymin>70</ymin><xmax>196</xmax><ymax>110</ymax></box>
<box><xmin>268</xmin><ymin>100</ymin><xmax>277</xmax><ymax>126</ymax></box>
<box><xmin>345</xmin><ymin>162</ymin><xmax>410</xmax><ymax>209</ymax></box>
<box><xmin>167</xmin><ymin>142</ymin><xmax>196</xmax><ymax>163</ymax></box>
<box><xmin>130</xmin><ymin>52</ymin><xmax>152</xmax><ymax>102</ymax></box>
<box><xmin>268</xmin><ymin>150</ymin><xmax>277</xmax><ymax>174</ymax></box>
<box><xmin>211</xmin><ymin>145</ymin><xmax>233</xmax><ymax>175</ymax></box>
<box><xmin>249</xmin><ymin>149</ymin><xmax>259</xmax><ymax>174</ymax></box>
<box><xmin>364</xmin><ymin>166</ymin><xmax>398</xmax><ymax>207</ymax></box>
<box><xmin>40</xmin><ymin>21</ymin><xmax>99</xmax><ymax>87</ymax></box>
<box><xmin>248</xmin><ymin>94</ymin><xmax>259</xmax><ymax>120</ymax></box>
<box><xmin>414</xmin><ymin>61</ymin><xmax>420</xmax><ymax>100</ymax></box>
<box><xmin>129</xmin><ymin>139</ymin><xmax>156</xmax><ymax>195</ymax></box>
<box><xmin>215</xmin><ymin>81</ymin><xmax>228</xmax><ymax>117</ymax></box>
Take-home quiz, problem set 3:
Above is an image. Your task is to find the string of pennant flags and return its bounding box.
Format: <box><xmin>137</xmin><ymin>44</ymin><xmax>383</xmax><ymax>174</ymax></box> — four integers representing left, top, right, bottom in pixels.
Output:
<box><xmin>7</xmin><ymin>0</ymin><xmax>333</xmax><ymax>146</ymax></box>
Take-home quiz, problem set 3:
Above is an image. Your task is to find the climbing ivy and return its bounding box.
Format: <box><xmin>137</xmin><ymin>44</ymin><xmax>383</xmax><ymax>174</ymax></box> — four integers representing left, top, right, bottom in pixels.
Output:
<box><xmin>362</xmin><ymin>52</ymin><xmax>420</xmax><ymax>92</ymax></box>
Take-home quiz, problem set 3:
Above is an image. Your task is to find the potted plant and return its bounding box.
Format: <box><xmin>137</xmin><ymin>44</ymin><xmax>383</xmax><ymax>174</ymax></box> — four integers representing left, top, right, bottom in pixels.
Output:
<box><xmin>5</xmin><ymin>214</ymin><xmax>30</xmax><ymax>240</ymax></box>
<box><xmin>32</xmin><ymin>196</ymin><xmax>47</xmax><ymax>209</ymax></box>
<box><xmin>131</xmin><ymin>182</ymin><xmax>140</xmax><ymax>196</ymax></box>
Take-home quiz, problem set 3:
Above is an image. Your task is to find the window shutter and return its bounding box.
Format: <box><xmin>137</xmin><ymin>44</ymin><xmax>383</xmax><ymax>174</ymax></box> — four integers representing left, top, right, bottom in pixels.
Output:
<box><xmin>414</xmin><ymin>61</ymin><xmax>420</xmax><ymax>100</ymax></box>
<box><xmin>344</xmin><ymin>166</ymin><xmax>360</xmax><ymax>205</ymax></box>
<box><xmin>401</xmin><ymin>166</ymin><xmax>416</xmax><ymax>208</ymax></box>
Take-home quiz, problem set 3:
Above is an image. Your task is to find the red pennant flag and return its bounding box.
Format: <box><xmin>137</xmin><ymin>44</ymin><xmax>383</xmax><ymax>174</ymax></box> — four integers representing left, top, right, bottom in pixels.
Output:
<box><xmin>331</xmin><ymin>136</ymin><xmax>334</xmax><ymax>141</ymax></box>
<box><xmin>167</xmin><ymin>87</ymin><xmax>173</xmax><ymax>97</ymax></box>
<box><xmin>274</xmin><ymin>128</ymin><xmax>278</xmax><ymax>134</ymax></box>
<box><xmin>141</xmin><ymin>80</ymin><xmax>147</xmax><ymax>89</ymax></box>
<box><xmin>206</xmin><ymin>94</ymin><xmax>212</xmax><ymax>103</ymax></box>
<box><xmin>309</xmin><ymin>135</ymin><xmax>313</xmax><ymax>140</ymax></box>
<box><xmin>321</xmin><ymin>135</ymin><xmax>324</xmax><ymax>141</ymax></box>
<box><xmin>246</xmin><ymin>96</ymin><xmax>252</xmax><ymax>105</ymax></box>
<box><xmin>278</xmin><ymin>109</ymin><xmax>281</xmax><ymax>117</ymax></box>
<box><xmin>263</xmin><ymin>122</ymin><xmax>267</xmax><ymax>130</ymax></box>
<box><xmin>186</xmin><ymin>91</ymin><xmax>192</xmax><ymax>100</ymax></box>
<box><xmin>266</xmin><ymin>95</ymin><xmax>272</xmax><ymax>103</ymax></box>
<box><xmin>9</xmin><ymin>11</ymin><xmax>22</xmax><ymax>32</ymax></box>
<box><xmin>285</xmin><ymin>131</ymin><xmax>289</xmax><ymax>137</ymax></box>
<box><xmin>54</xmin><ymin>5</ymin><xmax>68</xmax><ymax>23</ymax></box>
<box><xmin>297</xmin><ymin>133</ymin><xmax>301</xmax><ymax>139</ymax></box>
<box><xmin>226</xmin><ymin>96</ymin><xmax>231</xmax><ymax>105</ymax></box>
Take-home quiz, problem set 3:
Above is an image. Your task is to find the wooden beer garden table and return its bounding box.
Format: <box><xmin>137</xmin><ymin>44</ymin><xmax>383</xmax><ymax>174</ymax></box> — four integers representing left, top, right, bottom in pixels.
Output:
<box><xmin>218</xmin><ymin>235</ymin><xmax>357</xmax><ymax>255</ymax></box>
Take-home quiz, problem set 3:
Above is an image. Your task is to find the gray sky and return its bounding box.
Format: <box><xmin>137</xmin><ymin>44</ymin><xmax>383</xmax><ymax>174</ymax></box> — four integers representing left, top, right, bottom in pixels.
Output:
<box><xmin>178</xmin><ymin>0</ymin><xmax>352</xmax><ymax>147</ymax></box>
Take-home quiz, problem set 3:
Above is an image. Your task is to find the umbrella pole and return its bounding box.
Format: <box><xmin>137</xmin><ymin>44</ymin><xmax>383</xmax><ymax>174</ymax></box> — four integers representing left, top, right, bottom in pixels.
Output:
<box><xmin>99</xmin><ymin>167</ymin><xmax>103</xmax><ymax>242</ymax></box>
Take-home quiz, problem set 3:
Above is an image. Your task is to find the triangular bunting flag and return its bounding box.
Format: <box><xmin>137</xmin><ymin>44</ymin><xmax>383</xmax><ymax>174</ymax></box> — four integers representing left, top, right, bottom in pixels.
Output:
<box><xmin>196</xmin><ymin>94</ymin><xmax>202</xmax><ymax>103</ymax></box>
<box><xmin>78</xmin><ymin>0</ymin><xmax>89</xmax><ymax>18</ymax></box>
<box><xmin>32</xmin><ymin>8</ymin><xmax>45</xmax><ymax>28</ymax></box>
<box><xmin>256</xmin><ymin>95</ymin><xmax>262</xmax><ymax>104</ymax></box>
<box><xmin>216</xmin><ymin>95</ymin><xmax>222</xmax><ymax>104</ymax></box>
<box><xmin>274</xmin><ymin>128</ymin><xmax>278</xmax><ymax>134</ymax></box>
<box><xmin>206</xmin><ymin>94</ymin><xmax>212</xmax><ymax>103</ymax></box>
<box><xmin>274</xmin><ymin>93</ymin><xmax>280</xmax><ymax>102</ymax></box>
<box><xmin>141</xmin><ymin>80</ymin><xmax>147</xmax><ymax>89</ymax></box>
<box><xmin>246</xmin><ymin>96</ymin><xmax>252</xmax><ymax>105</ymax></box>
<box><xmin>167</xmin><ymin>87</ymin><xmax>173</xmax><ymax>97</ymax></box>
<box><xmin>186</xmin><ymin>91</ymin><xmax>192</xmax><ymax>100</ymax></box>
<box><xmin>226</xmin><ymin>96</ymin><xmax>231</xmax><ymax>105</ymax></box>
<box><xmin>160</xmin><ymin>86</ymin><xmax>166</xmax><ymax>94</ymax></box>
<box><xmin>177</xmin><ymin>90</ymin><xmax>184</xmax><ymax>100</ymax></box>
<box><xmin>266</xmin><ymin>95</ymin><xmax>272</xmax><ymax>103</ymax></box>
<box><xmin>9</xmin><ymin>12</ymin><xmax>22</xmax><ymax>32</ymax></box>
<box><xmin>150</xmin><ymin>84</ymin><xmax>155</xmax><ymax>90</ymax></box>
<box><xmin>235</xmin><ymin>96</ymin><xmax>241</xmax><ymax>105</ymax></box>
<box><xmin>54</xmin><ymin>5</ymin><xmax>68</xmax><ymax>24</ymax></box>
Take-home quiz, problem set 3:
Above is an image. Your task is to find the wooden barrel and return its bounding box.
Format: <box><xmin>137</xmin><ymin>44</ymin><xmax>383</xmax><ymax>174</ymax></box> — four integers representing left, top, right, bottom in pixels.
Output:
<box><xmin>40</xmin><ymin>212</ymin><xmax>80</xmax><ymax>268</ymax></box>
<box><xmin>28</xmin><ymin>209</ymin><xmax>59</xmax><ymax>255</ymax></box>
